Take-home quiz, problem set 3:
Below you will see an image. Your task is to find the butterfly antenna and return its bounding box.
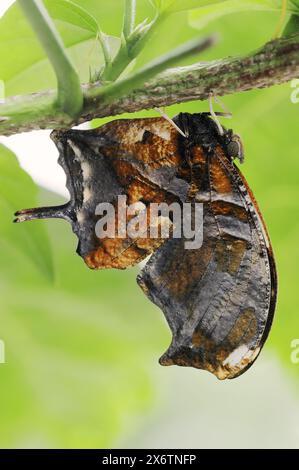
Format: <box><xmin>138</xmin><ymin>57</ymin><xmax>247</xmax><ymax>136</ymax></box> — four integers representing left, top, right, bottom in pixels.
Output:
<box><xmin>155</xmin><ymin>107</ymin><xmax>187</xmax><ymax>138</ymax></box>
<box><xmin>208</xmin><ymin>93</ymin><xmax>225</xmax><ymax>136</ymax></box>
<box><xmin>213</xmin><ymin>95</ymin><xmax>232</xmax><ymax>118</ymax></box>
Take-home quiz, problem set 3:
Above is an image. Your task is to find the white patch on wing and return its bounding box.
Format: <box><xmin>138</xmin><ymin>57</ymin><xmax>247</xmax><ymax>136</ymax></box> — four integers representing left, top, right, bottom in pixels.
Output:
<box><xmin>67</xmin><ymin>140</ymin><xmax>93</xmax><ymax>203</ymax></box>
<box><xmin>223</xmin><ymin>344</ymin><xmax>250</xmax><ymax>367</ymax></box>
<box><xmin>76</xmin><ymin>210</ymin><xmax>85</xmax><ymax>224</ymax></box>
<box><xmin>83</xmin><ymin>187</ymin><xmax>93</xmax><ymax>203</ymax></box>
<box><xmin>81</xmin><ymin>161</ymin><xmax>92</xmax><ymax>179</ymax></box>
<box><xmin>67</xmin><ymin>139</ymin><xmax>83</xmax><ymax>160</ymax></box>
<box><xmin>149</xmin><ymin>122</ymin><xmax>171</xmax><ymax>140</ymax></box>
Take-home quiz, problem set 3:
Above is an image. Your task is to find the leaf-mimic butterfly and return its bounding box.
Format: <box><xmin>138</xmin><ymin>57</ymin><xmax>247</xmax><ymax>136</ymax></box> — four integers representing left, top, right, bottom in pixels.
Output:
<box><xmin>15</xmin><ymin>112</ymin><xmax>277</xmax><ymax>379</ymax></box>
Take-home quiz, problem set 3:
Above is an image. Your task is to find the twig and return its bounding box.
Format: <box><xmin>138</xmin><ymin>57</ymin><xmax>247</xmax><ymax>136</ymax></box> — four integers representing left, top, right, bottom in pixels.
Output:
<box><xmin>89</xmin><ymin>35</ymin><xmax>218</xmax><ymax>103</ymax></box>
<box><xmin>18</xmin><ymin>0</ymin><xmax>83</xmax><ymax>118</ymax></box>
<box><xmin>101</xmin><ymin>11</ymin><xmax>164</xmax><ymax>82</ymax></box>
<box><xmin>1</xmin><ymin>34</ymin><xmax>299</xmax><ymax>136</ymax></box>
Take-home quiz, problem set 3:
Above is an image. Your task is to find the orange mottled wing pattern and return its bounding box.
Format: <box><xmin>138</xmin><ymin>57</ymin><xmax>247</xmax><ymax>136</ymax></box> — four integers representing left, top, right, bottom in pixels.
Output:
<box><xmin>70</xmin><ymin>118</ymin><xmax>184</xmax><ymax>270</ymax></box>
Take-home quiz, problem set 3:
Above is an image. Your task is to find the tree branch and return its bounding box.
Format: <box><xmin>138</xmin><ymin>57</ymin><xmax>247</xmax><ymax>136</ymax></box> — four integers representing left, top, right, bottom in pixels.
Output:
<box><xmin>1</xmin><ymin>34</ymin><xmax>298</xmax><ymax>136</ymax></box>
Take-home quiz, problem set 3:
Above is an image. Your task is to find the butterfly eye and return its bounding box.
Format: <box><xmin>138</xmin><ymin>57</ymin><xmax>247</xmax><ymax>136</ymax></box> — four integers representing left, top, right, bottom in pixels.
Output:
<box><xmin>226</xmin><ymin>135</ymin><xmax>244</xmax><ymax>163</ymax></box>
<box><xmin>227</xmin><ymin>140</ymin><xmax>240</xmax><ymax>157</ymax></box>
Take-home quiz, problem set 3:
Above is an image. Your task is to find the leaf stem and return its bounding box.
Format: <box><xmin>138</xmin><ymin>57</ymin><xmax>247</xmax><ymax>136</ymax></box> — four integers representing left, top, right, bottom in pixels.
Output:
<box><xmin>18</xmin><ymin>0</ymin><xmax>83</xmax><ymax>117</ymax></box>
<box><xmin>123</xmin><ymin>0</ymin><xmax>136</xmax><ymax>39</ymax></box>
<box><xmin>92</xmin><ymin>35</ymin><xmax>217</xmax><ymax>104</ymax></box>
<box><xmin>98</xmin><ymin>31</ymin><xmax>112</xmax><ymax>67</ymax></box>
<box><xmin>101</xmin><ymin>13</ymin><xmax>164</xmax><ymax>82</ymax></box>
<box><xmin>273</xmin><ymin>0</ymin><xmax>288</xmax><ymax>38</ymax></box>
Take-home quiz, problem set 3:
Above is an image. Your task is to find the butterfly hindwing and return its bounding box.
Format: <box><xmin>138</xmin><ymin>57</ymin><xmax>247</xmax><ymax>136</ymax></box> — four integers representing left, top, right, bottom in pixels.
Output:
<box><xmin>138</xmin><ymin>114</ymin><xmax>277</xmax><ymax>379</ymax></box>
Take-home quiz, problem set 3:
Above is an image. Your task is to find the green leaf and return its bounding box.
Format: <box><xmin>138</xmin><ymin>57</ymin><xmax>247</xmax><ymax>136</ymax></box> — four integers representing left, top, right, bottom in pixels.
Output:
<box><xmin>0</xmin><ymin>144</ymin><xmax>53</xmax><ymax>280</ymax></box>
<box><xmin>149</xmin><ymin>0</ymin><xmax>226</xmax><ymax>13</ymax></box>
<box><xmin>151</xmin><ymin>0</ymin><xmax>296</xmax><ymax>15</ymax></box>
<box><xmin>147</xmin><ymin>0</ymin><xmax>163</xmax><ymax>10</ymax></box>
<box><xmin>189</xmin><ymin>0</ymin><xmax>299</xmax><ymax>30</ymax></box>
<box><xmin>0</xmin><ymin>0</ymin><xmax>120</xmax><ymax>96</ymax></box>
<box><xmin>283</xmin><ymin>13</ymin><xmax>299</xmax><ymax>35</ymax></box>
<box><xmin>47</xmin><ymin>0</ymin><xmax>100</xmax><ymax>33</ymax></box>
<box><xmin>165</xmin><ymin>0</ymin><xmax>227</xmax><ymax>13</ymax></box>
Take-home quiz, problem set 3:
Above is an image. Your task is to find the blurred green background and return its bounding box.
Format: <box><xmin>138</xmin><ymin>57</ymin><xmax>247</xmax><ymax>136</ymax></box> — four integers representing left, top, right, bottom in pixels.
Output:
<box><xmin>0</xmin><ymin>0</ymin><xmax>299</xmax><ymax>448</ymax></box>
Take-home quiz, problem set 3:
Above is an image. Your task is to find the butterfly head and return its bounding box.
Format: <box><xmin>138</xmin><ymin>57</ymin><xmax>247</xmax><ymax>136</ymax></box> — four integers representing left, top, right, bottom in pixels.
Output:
<box><xmin>224</xmin><ymin>130</ymin><xmax>244</xmax><ymax>163</ymax></box>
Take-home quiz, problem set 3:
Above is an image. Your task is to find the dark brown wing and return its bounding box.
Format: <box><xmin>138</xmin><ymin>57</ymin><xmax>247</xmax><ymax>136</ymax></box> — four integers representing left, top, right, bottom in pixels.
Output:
<box><xmin>15</xmin><ymin>115</ymin><xmax>277</xmax><ymax>379</ymax></box>
<box><xmin>138</xmin><ymin>141</ymin><xmax>277</xmax><ymax>380</ymax></box>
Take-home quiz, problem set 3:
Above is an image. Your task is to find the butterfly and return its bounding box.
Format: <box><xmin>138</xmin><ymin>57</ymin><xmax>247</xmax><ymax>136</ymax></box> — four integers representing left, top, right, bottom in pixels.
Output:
<box><xmin>15</xmin><ymin>112</ymin><xmax>277</xmax><ymax>379</ymax></box>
